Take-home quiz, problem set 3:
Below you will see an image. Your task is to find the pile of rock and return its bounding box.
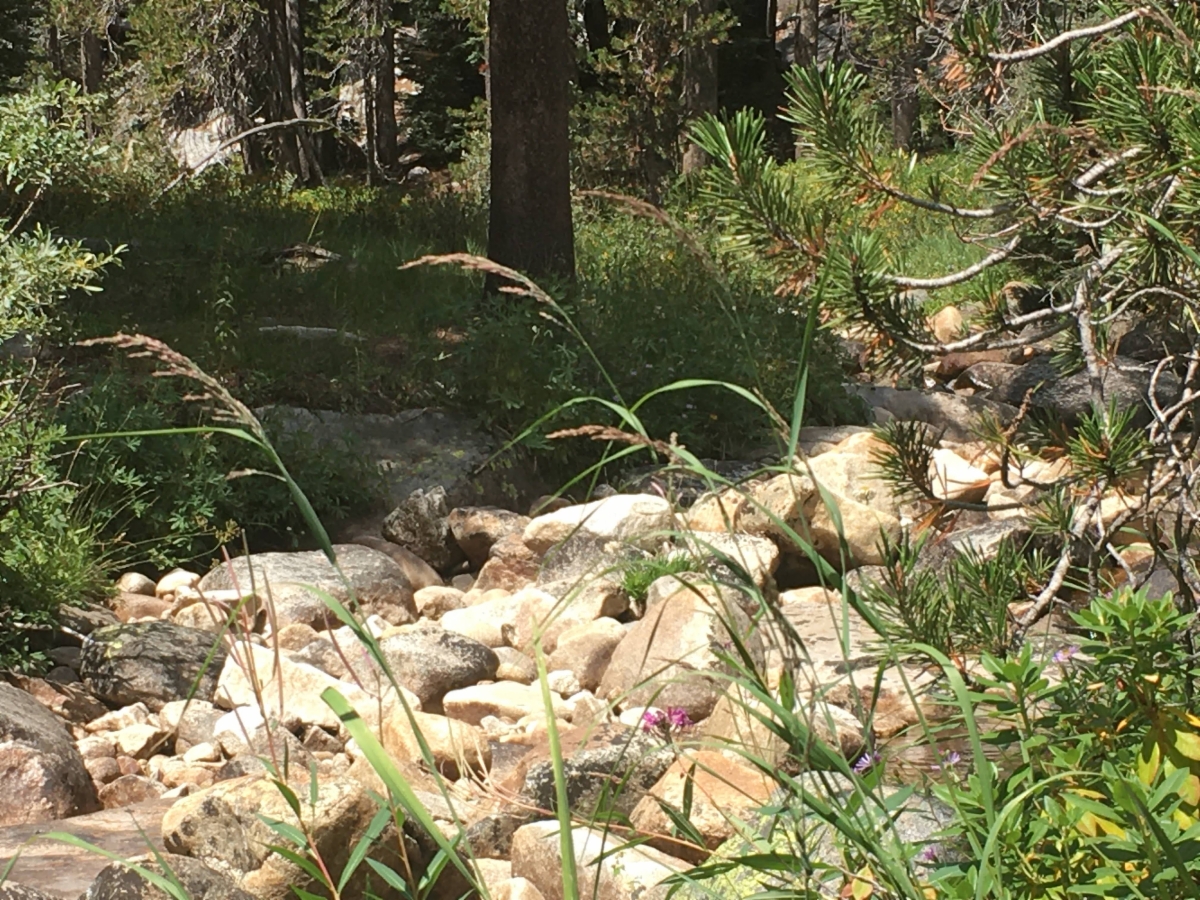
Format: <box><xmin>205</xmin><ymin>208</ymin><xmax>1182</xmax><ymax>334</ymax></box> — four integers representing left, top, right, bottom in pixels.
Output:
<box><xmin>0</xmin><ymin>407</ymin><xmax>1048</xmax><ymax>900</ymax></box>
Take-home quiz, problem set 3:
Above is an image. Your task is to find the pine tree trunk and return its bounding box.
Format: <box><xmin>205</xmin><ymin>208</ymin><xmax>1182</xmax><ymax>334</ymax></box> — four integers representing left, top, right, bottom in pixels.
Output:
<box><xmin>80</xmin><ymin>29</ymin><xmax>103</xmax><ymax>93</ymax></box>
<box><xmin>583</xmin><ymin>0</ymin><xmax>609</xmax><ymax>53</ymax></box>
<box><xmin>375</xmin><ymin>21</ymin><xmax>398</xmax><ymax>170</ymax></box>
<box><xmin>487</xmin><ymin>0</ymin><xmax>575</xmax><ymax>285</ymax></box>
<box><xmin>265</xmin><ymin>0</ymin><xmax>303</xmax><ymax>177</ymax></box>
<box><xmin>283</xmin><ymin>0</ymin><xmax>322</xmax><ymax>185</ymax></box>
<box><xmin>681</xmin><ymin>0</ymin><xmax>719</xmax><ymax>175</ymax></box>
<box><xmin>48</xmin><ymin>25</ymin><xmax>64</xmax><ymax>79</ymax></box>
<box><xmin>365</xmin><ymin>66</ymin><xmax>377</xmax><ymax>185</ymax></box>
<box><xmin>794</xmin><ymin>0</ymin><xmax>819</xmax><ymax>67</ymax></box>
<box><xmin>891</xmin><ymin>53</ymin><xmax>919</xmax><ymax>151</ymax></box>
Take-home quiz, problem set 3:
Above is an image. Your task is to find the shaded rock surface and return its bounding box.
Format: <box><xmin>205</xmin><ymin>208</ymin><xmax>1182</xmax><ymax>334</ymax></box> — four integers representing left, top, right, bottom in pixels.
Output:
<box><xmin>382</xmin><ymin>486</ymin><xmax>464</xmax><ymax>573</ymax></box>
<box><xmin>511</xmin><ymin>821</ymin><xmax>685</xmax><ymax>900</ymax></box>
<box><xmin>257</xmin><ymin>406</ymin><xmax>494</xmax><ymax>508</ymax></box>
<box><xmin>0</xmin><ymin>799</ymin><xmax>174</xmax><ymax>898</ymax></box>
<box><xmin>83</xmin><ymin>855</ymin><xmax>257</xmax><ymax>900</ymax></box>
<box><xmin>599</xmin><ymin>587</ymin><xmax>764</xmax><ymax>720</ymax></box>
<box><xmin>199</xmin><ymin>545</ymin><xmax>416</xmax><ymax>630</ymax></box>
<box><xmin>0</xmin><ymin>682</ymin><xmax>98</xmax><ymax>825</ymax></box>
<box><xmin>80</xmin><ymin>623</ymin><xmax>225</xmax><ymax>712</ymax></box>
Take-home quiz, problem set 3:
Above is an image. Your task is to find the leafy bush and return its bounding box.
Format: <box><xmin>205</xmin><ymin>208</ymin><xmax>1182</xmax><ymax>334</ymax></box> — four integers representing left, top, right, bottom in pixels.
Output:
<box><xmin>56</xmin><ymin>366</ymin><xmax>380</xmax><ymax>569</ymax></box>
<box><xmin>620</xmin><ymin>553</ymin><xmax>699</xmax><ymax>605</ymax></box>
<box><xmin>0</xmin><ymin>82</ymin><xmax>119</xmax><ymax>669</ymax></box>
<box><xmin>0</xmin><ymin>369</ymin><xmax>110</xmax><ymax>670</ymax></box>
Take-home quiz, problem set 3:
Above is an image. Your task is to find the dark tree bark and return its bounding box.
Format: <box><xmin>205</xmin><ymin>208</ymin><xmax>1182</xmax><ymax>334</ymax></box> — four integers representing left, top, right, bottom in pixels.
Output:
<box><xmin>681</xmin><ymin>0</ymin><xmax>719</xmax><ymax>175</ymax></box>
<box><xmin>264</xmin><ymin>0</ymin><xmax>322</xmax><ymax>184</ymax></box>
<box><xmin>375</xmin><ymin>21</ymin><xmax>398</xmax><ymax>170</ymax></box>
<box><xmin>80</xmin><ymin>29</ymin><xmax>103</xmax><ymax>93</ymax></box>
<box><xmin>48</xmin><ymin>25</ymin><xmax>64</xmax><ymax>79</ymax></box>
<box><xmin>282</xmin><ymin>0</ymin><xmax>322</xmax><ymax>184</ymax></box>
<box><xmin>487</xmin><ymin>0</ymin><xmax>575</xmax><ymax>284</ymax></box>
<box><xmin>719</xmin><ymin>0</ymin><xmax>787</xmax><ymax>154</ymax></box>
<box><xmin>793</xmin><ymin>0</ymin><xmax>819</xmax><ymax>67</ymax></box>
<box><xmin>364</xmin><ymin>66</ymin><xmax>378</xmax><ymax>184</ymax></box>
<box><xmin>583</xmin><ymin>0</ymin><xmax>610</xmax><ymax>53</ymax></box>
<box><xmin>891</xmin><ymin>49</ymin><xmax>919</xmax><ymax>151</ymax></box>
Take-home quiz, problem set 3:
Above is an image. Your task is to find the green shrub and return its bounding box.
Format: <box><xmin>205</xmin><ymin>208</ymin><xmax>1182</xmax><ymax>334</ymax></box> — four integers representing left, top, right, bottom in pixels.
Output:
<box><xmin>621</xmin><ymin>554</ymin><xmax>700</xmax><ymax>604</ymax></box>
<box><xmin>55</xmin><ymin>365</ymin><xmax>380</xmax><ymax>569</ymax></box>
<box><xmin>0</xmin><ymin>366</ymin><xmax>110</xmax><ymax>670</ymax></box>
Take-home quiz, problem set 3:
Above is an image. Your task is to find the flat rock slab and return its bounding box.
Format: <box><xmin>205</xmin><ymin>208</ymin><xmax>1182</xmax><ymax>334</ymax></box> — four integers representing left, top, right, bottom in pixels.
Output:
<box><xmin>0</xmin><ymin>799</ymin><xmax>174</xmax><ymax>898</ymax></box>
<box><xmin>257</xmin><ymin>406</ymin><xmax>493</xmax><ymax>507</ymax></box>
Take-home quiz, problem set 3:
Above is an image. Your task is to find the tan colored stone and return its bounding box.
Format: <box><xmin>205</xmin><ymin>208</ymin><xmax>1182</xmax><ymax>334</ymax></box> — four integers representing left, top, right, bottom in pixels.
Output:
<box><xmin>274</xmin><ymin>623</ymin><xmax>321</xmax><ymax>651</ymax></box>
<box><xmin>76</xmin><ymin>734</ymin><xmax>117</xmax><ymax>760</ymax></box>
<box><xmin>494</xmin><ymin>877</ymin><xmax>546</xmax><ymax>900</ymax></box>
<box><xmin>441</xmin><ymin>591</ymin><xmax>523</xmax><ymax>648</ymax></box>
<box><xmin>598</xmin><ymin>587</ymin><xmax>763</xmax><ymax>720</ymax></box>
<box><xmin>156</xmin><ymin>568</ymin><xmax>201</xmax><ymax>598</ymax></box>
<box><xmin>779</xmin><ymin>586</ymin><xmax>841</xmax><ymax>605</ymax></box>
<box><xmin>442</xmin><ymin>681</ymin><xmax>567</xmax><ymax>726</ymax></box>
<box><xmin>928</xmin><ymin>305</ymin><xmax>964</xmax><ymax>344</ymax></box>
<box><xmin>414</xmin><ymin>586</ymin><xmax>466</xmax><ymax>620</ymax></box>
<box><xmin>162</xmin><ymin>775</ymin><xmax>428</xmax><ymax>900</ymax></box>
<box><xmin>86</xmin><ymin>703</ymin><xmax>152</xmax><ymax>734</ymax></box>
<box><xmin>741</xmin><ymin>472</ymin><xmax>901</xmax><ymax>568</ymax></box>
<box><xmin>511</xmin><ymin>821</ymin><xmax>685</xmax><ymax>900</ymax></box>
<box><xmin>524</xmin><ymin>494</ymin><xmax>673</xmax><ymax>555</ymax></box>
<box><xmin>379</xmin><ymin>709</ymin><xmax>490</xmax><ymax>779</ymax></box>
<box><xmin>116</xmin><ymin>572</ymin><xmax>157</xmax><ymax>596</ymax></box>
<box><xmin>546</xmin><ymin>618</ymin><xmax>626</xmax><ymax>692</ymax></box>
<box><xmin>215</xmin><ymin>641</ymin><xmax>420</xmax><ymax>733</ymax></box>
<box><xmin>474</xmin><ymin>534</ymin><xmax>542</xmax><ymax>593</ymax></box>
<box><xmin>509</xmin><ymin>583</ymin><xmax>628</xmax><ymax>656</ymax></box>
<box><xmin>85</xmin><ymin>756</ymin><xmax>121</xmax><ymax>785</ymax></box>
<box><xmin>111</xmin><ymin>592</ymin><xmax>172</xmax><ymax>623</ymax></box>
<box><xmin>112</xmin><ymin>723</ymin><xmax>169</xmax><ymax>759</ymax></box>
<box><xmin>98</xmin><ymin>774</ymin><xmax>165</xmax><ymax>809</ymax></box>
<box><xmin>929</xmin><ymin>448</ymin><xmax>990</xmax><ymax>502</ymax></box>
<box><xmin>630</xmin><ymin>751</ymin><xmax>775</xmax><ymax>862</ymax></box>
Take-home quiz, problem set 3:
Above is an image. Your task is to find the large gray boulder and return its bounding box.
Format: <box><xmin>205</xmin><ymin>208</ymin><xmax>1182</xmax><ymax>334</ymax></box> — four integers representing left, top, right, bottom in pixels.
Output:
<box><xmin>847</xmin><ymin>384</ymin><xmax>1016</xmax><ymax>442</ymax></box>
<box><xmin>80</xmin><ymin>622</ymin><xmax>226</xmax><ymax>712</ymax></box>
<box><xmin>961</xmin><ymin>355</ymin><xmax>1181</xmax><ymax>427</ymax></box>
<box><xmin>377</xmin><ymin>625</ymin><xmax>499</xmax><ymax>705</ymax></box>
<box><xmin>257</xmin><ymin>406</ymin><xmax>495</xmax><ymax>508</ymax></box>
<box><xmin>83</xmin><ymin>855</ymin><xmax>258</xmax><ymax>900</ymax></box>
<box><xmin>381</xmin><ymin>487</ymin><xmax>465</xmax><ymax>573</ymax></box>
<box><xmin>0</xmin><ymin>681</ymin><xmax>98</xmax><ymax>824</ymax></box>
<box><xmin>674</xmin><ymin>777</ymin><xmax>957</xmax><ymax>898</ymax></box>
<box><xmin>199</xmin><ymin>545</ymin><xmax>417</xmax><ymax>630</ymax></box>
<box><xmin>599</xmin><ymin>586</ymin><xmax>764</xmax><ymax>720</ymax></box>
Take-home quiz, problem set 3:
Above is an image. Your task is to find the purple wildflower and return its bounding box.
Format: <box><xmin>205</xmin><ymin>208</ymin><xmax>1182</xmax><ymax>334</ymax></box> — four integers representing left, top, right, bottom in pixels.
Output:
<box><xmin>666</xmin><ymin>707</ymin><xmax>694</xmax><ymax>731</ymax></box>
<box><xmin>852</xmin><ymin>751</ymin><xmax>880</xmax><ymax>775</ymax></box>
<box><xmin>1053</xmin><ymin>645</ymin><xmax>1080</xmax><ymax>664</ymax></box>
<box><xmin>932</xmin><ymin>750</ymin><xmax>962</xmax><ymax>773</ymax></box>
<box><xmin>641</xmin><ymin>709</ymin><xmax>667</xmax><ymax>732</ymax></box>
<box><xmin>917</xmin><ymin>844</ymin><xmax>941</xmax><ymax>864</ymax></box>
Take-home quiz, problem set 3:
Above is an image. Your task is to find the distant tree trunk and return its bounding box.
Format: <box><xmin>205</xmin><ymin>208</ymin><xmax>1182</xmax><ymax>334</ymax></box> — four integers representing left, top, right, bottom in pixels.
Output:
<box><xmin>80</xmin><ymin>29</ymin><xmax>103</xmax><ymax>93</ymax></box>
<box><xmin>364</xmin><ymin>66</ymin><xmax>378</xmax><ymax>184</ymax></box>
<box><xmin>891</xmin><ymin>48</ymin><xmax>919</xmax><ymax>151</ymax></box>
<box><xmin>265</xmin><ymin>0</ymin><xmax>302</xmax><ymax>176</ymax></box>
<box><xmin>794</xmin><ymin>0</ymin><xmax>819</xmax><ymax>67</ymax></box>
<box><xmin>375</xmin><ymin>21</ymin><xmax>398</xmax><ymax>170</ymax></box>
<box><xmin>48</xmin><ymin>25</ymin><xmax>64</xmax><ymax>79</ymax></box>
<box><xmin>681</xmin><ymin>0</ymin><xmax>719</xmax><ymax>175</ymax></box>
<box><xmin>583</xmin><ymin>0</ymin><xmax>609</xmax><ymax>53</ymax></box>
<box><xmin>282</xmin><ymin>0</ymin><xmax>322</xmax><ymax>185</ymax></box>
<box><xmin>487</xmin><ymin>0</ymin><xmax>575</xmax><ymax>284</ymax></box>
<box><xmin>264</xmin><ymin>0</ymin><xmax>321</xmax><ymax>184</ymax></box>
